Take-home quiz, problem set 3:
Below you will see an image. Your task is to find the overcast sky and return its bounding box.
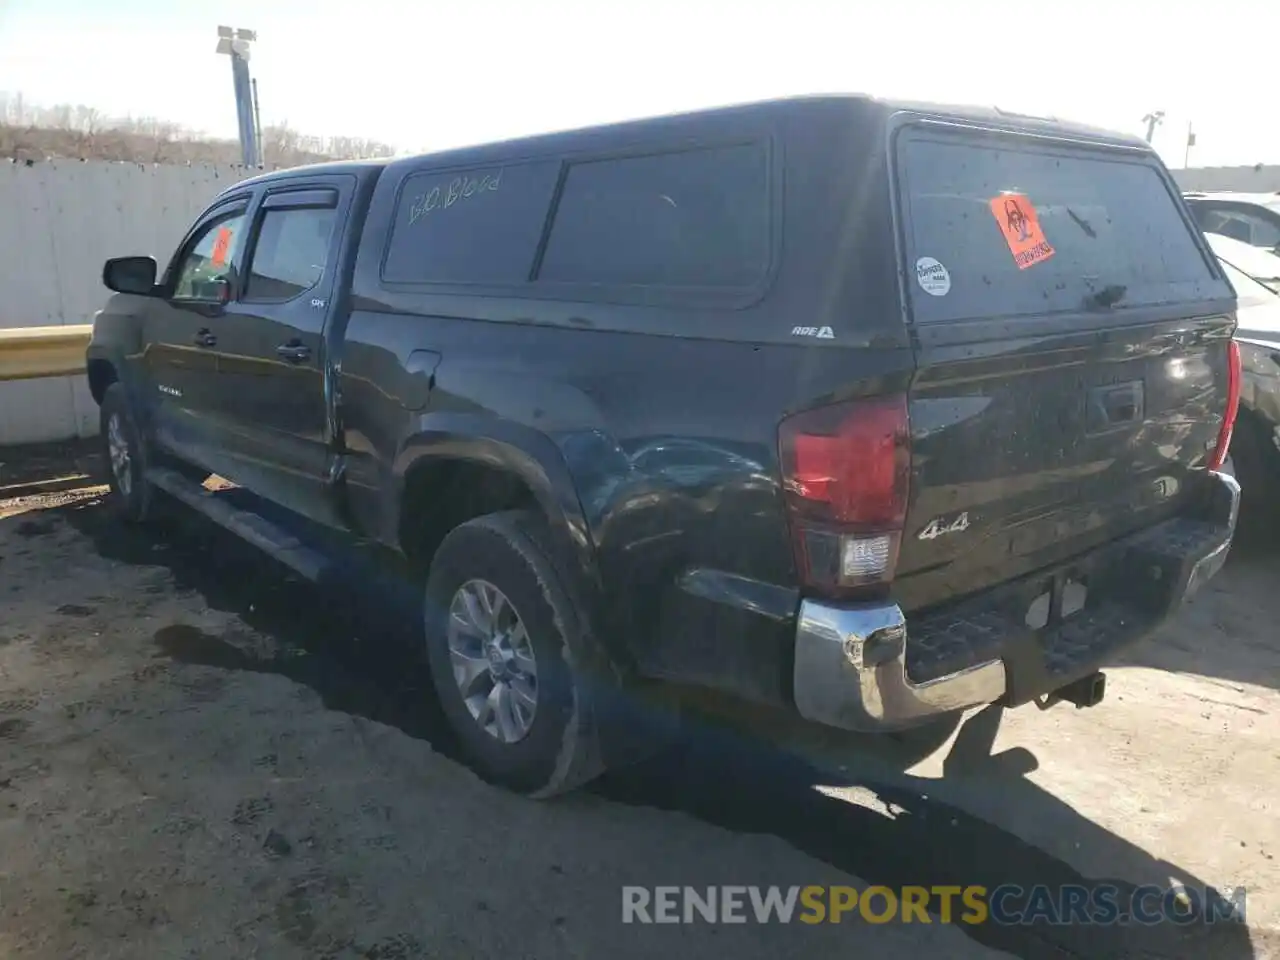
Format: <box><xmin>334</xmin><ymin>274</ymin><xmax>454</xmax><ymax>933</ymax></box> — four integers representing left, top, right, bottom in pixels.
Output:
<box><xmin>1</xmin><ymin>0</ymin><xmax>1276</xmax><ymax>168</ymax></box>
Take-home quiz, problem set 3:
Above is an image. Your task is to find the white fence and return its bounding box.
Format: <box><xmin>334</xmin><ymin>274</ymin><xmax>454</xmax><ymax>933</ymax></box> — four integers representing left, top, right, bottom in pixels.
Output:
<box><xmin>0</xmin><ymin>160</ymin><xmax>255</xmax><ymax>445</ymax></box>
<box><xmin>1173</xmin><ymin>165</ymin><xmax>1280</xmax><ymax>194</ymax></box>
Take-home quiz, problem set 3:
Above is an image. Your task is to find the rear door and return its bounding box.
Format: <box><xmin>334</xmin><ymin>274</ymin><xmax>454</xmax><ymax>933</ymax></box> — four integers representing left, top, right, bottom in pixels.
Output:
<box><xmin>209</xmin><ymin>176</ymin><xmax>353</xmax><ymax>527</ymax></box>
<box><xmin>891</xmin><ymin>123</ymin><xmax>1237</xmax><ymax>613</ymax></box>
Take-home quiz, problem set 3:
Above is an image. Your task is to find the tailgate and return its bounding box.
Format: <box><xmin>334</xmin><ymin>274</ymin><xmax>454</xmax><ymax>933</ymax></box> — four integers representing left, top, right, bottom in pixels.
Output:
<box><xmin>891</xmin><ymin>125</ymin><xmax>1237</xmax><ymax>613</ymax></box>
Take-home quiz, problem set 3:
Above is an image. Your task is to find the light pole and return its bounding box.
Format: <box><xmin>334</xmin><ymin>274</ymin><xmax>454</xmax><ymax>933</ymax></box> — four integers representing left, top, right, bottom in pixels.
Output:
<box><xmin>216</xmin><ymin>26</ymin><xmax>259</xmax><ymax>167</ymax></box>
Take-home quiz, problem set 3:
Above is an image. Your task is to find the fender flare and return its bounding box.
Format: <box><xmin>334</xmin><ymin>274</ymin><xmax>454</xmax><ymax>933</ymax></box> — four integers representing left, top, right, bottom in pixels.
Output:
<box><xmin>86</xmin><ymin>334</ymin><xmax>146</xmax><ymax>401</ymax></box>
<box><xmin>391</xmin><ymin>413</ymin><xmax>620</xmax><ymax>670</ymax></box>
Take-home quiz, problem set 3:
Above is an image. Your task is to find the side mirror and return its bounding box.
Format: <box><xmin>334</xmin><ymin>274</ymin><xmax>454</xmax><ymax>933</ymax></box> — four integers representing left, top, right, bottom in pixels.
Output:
<box><xmin>103</xmin><ymin>256</ymin><xmax>158</xmax><ymax>295</ymax></box>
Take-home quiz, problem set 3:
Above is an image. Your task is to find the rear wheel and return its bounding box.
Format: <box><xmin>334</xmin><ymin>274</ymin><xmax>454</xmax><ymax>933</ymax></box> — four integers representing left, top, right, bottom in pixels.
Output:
<box><xmin>99</xmin><ymin>383</ymin><xmax>154</xmax><ymax>524</ymax></box>
<box><xmin>423</xmin><ymin>510</ymin><xmax>604</xmax><ymax>797</ymax></box>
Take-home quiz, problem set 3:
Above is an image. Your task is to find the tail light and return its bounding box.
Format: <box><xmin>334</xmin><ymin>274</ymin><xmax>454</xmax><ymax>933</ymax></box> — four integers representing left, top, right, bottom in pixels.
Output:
<box><xmin>778</xmin><ymin>393</ymin><xmax>910</xmax><ymax>595</ymax></box>
<box><xmin>1208</xmin><ymin>339</ymin><xmax>1241</xmax><ymax>471</ymax></box>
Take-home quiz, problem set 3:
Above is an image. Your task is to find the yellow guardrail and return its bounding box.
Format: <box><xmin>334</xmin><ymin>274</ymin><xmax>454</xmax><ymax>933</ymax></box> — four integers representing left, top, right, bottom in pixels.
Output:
<box><xmin>0</xmin><ymin>325</ymin><xmax>93</xmax><ymax>382</ymax></box>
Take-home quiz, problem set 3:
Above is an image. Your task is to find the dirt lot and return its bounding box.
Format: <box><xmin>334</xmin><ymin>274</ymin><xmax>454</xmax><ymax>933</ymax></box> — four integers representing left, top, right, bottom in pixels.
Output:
<box><xmin>0</xmin><ymin>442</ymin><xmax>1278</xmax><ymax>959</ymax></box>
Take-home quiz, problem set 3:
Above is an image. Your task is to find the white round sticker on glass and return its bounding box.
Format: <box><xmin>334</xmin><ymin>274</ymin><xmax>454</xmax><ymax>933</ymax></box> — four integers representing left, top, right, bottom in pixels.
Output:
<box><xmin>915</xmin><ymin>257</ymin><xmax>951</xmax><ymax>297</ymax></box>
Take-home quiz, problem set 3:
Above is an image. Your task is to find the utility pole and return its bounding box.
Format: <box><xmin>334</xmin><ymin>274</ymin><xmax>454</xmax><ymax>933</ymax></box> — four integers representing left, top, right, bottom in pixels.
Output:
<box><xmin>1184</xmin><ymin>122</ymin><xmax>1196</xmax><ymax>169</ymax></box>
<box><xmin>216</xmin><ymin>26</ymin><xmax>259</xmax><ymax>167</ymax></box>
<box><xmin>1141</xmin><ymin>110</ymin><xmax>1165</xmax><ymax>144</ymax></box>
<box><xmin>251</xmin><ymin>79</ymin><xmax>265</xmax><ymax>167</ymax></box>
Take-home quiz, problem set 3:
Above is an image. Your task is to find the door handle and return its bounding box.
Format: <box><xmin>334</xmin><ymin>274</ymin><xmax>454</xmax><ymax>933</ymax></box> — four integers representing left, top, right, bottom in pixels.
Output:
<box><xmin>276</xmin><ymin>342</ymin><xmax>312</xmax><ymax>363</ymax></box>
<box><xmin>193</xmin><ymin>329</ymin><xmax>217</xmax><ymax>348</ymax></box>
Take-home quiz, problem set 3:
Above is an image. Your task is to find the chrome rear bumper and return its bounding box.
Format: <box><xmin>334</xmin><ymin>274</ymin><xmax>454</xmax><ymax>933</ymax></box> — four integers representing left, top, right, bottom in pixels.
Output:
<box><xmin>792</xmin><ymin>470</ymin><xmax>1240</xmax><ymax>733</ymax></box>
<box><xmin>793</xmin><ymin>601</ymin><xmax>1005</xmax><ymax>732</ymax></box>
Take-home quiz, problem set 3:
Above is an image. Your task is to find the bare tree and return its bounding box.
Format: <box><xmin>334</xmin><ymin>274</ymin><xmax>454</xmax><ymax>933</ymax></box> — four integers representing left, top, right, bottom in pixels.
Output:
<box><xmin>261</xmin><ymin>122</ymin><xmax>303</xmax><ymax>166</ymax></box>
<box><xmin>0</xmin><ymin>92</ymin><xmax>398</xmax><ymax>166</ymax></box>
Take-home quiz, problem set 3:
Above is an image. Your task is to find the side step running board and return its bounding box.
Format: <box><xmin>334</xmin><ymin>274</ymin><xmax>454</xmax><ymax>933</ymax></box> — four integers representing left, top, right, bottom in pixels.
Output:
<box><xmin>146</xmin><ymin>466</ymin><xmax>330</xmax><ymax>582</ymax></box>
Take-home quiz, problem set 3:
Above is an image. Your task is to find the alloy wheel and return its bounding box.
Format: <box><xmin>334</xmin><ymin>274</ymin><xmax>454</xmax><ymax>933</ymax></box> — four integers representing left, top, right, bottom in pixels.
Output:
<box><xmin>445</xmin><ymin>578</ymin><xmax>539</xmax><ymax>743</ymax></box>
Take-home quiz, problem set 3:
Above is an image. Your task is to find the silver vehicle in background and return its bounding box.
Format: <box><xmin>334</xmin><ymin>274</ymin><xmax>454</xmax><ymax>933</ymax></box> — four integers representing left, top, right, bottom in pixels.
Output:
<box><xmin>1206</xmin><ymin>231</ymin><xmax>1280</xmax><ymax>502</ymax></box>
<box><xmin>1186</xmin><ymin>191</ymin><xmax>1280</xmax><ymax>254</ymax></box>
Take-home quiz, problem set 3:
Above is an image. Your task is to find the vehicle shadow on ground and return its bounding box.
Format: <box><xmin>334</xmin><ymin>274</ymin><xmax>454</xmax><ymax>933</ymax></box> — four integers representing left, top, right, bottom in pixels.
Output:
<box><xmin>1117</xmin><ymin>496</ymin><xmax>1280</xmax><ymax>693</ymax></box>
<box><xmin>56</xmin><ymin>495</ymin><xmax>1262</xmax><ymax>960</ymax></box>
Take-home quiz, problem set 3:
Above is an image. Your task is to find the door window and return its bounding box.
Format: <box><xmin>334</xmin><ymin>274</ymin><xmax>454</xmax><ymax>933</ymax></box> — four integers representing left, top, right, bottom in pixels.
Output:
<box><xmin>244</xmin><ymin>206</ymin><xmax>338</xmax><ymax>301</ymax></box>
<box><xmin>1200</xmin><ymin>208</ymin><xmax>1280</xmax><ymax>248</ymax></box>
<box><xmin>1233</xmin><ymin>212</ymin><xmax>1280</xmax><ymax>248</ymax></box>
<box><xmin>1207</xmin><ymin>213</ymin><xmax>1254</xmax><ymax>244</ymax></box>
<box><xmin>172</xmin><ymin>210</ymin><xmax>247</xmax><ymax>300</ymax></box>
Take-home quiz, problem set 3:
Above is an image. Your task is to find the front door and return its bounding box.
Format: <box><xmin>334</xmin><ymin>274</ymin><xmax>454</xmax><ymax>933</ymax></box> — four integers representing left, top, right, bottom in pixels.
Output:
<box><xmin>209</xmin><ymin>177</ymin><xmax>353</xmax><ymax>528</ymax></box>
<box><xmin>144</xmin><ymin>198</ymin><xmax>251</xmax><ymax>474</ymax></box>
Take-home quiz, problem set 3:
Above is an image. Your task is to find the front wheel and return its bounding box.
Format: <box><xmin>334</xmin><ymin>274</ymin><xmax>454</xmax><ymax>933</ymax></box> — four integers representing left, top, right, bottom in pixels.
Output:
<box><xmin>99</xmin><ymin>383</ymin><xmax>155</xmax><ymax>523</ymax></box>
<box><xmin>422</xmin><ymin>510</ymin><xmax>605</xmax><ymax>798</ymax></box>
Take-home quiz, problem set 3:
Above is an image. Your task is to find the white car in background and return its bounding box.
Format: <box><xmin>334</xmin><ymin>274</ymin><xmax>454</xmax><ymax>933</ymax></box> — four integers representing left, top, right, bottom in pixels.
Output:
<box><xmin>1186</xmin><ymin>191</ymin><xmax>1280</xmax><ymax>254</ymax></box>
<box><xmin>1206</xmin><ymin>231</ymin><xmax>1280</xmax><ymax>500</ymax></box>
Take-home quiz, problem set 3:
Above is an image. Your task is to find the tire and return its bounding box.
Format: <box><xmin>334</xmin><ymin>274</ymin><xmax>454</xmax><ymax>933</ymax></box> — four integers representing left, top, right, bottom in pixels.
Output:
<box><xmin>423</xmin><ymin>510</ymin><xmax>604</xmax><ymax>798</ymax></box>
<box><xmin>99</xmin><ymin>383</ymin><xmax>154</xmax><ymax>524</ymax></box>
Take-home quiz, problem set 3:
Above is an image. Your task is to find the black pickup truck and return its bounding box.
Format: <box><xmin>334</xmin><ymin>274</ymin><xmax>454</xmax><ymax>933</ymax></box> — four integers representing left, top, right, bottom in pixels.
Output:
<box><xmin>87</xmin><ymin>94</ymin><xmax>1242</xmax><ymax>797</ymax></box>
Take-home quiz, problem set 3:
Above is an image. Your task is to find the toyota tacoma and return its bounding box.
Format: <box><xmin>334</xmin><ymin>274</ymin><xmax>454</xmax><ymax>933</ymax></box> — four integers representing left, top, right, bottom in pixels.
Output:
<box><xmin>86</xmin><ymin>95</ymin><xmax>1242</xmax><ymax>796</ymax></box>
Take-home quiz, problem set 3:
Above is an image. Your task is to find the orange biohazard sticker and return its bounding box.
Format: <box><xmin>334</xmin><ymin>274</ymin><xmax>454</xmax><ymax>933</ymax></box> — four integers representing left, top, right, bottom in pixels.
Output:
<box><xmin>210</xmin><ymin>226</ymin><xmax>233</xmax><ymax>268</ymax></box>
<box><xmin>988</xmin><ymin>193</ymin><xmax>1055</xmax><ymax>270</ymax></box>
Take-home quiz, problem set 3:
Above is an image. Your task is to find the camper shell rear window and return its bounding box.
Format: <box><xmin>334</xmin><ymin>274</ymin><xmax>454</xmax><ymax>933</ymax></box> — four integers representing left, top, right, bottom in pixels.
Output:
<box><xmin>896</xmin><ymin>129</ymin><xmax>1231</xmax><ymax>323</ymax></box>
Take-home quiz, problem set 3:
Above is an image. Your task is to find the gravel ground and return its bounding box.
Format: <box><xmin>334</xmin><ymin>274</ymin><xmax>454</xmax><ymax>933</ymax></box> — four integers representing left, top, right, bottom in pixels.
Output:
<box><xmin>0</xmin><ymin>445</ymin><xmax>1277</xmax><ymax>959</ymax></box>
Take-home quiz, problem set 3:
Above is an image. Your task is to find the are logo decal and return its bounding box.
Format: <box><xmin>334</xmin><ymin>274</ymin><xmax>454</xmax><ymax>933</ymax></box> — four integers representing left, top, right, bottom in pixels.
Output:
<box><xmin>791</xmin><ymin>326</ymin><xmax>835</xmax><ymax>339</ymax></box>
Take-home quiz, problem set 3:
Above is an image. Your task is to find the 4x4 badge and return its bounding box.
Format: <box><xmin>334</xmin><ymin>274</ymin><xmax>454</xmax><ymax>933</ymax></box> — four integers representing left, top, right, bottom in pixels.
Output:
<box><xmin>918</xmin><ymin>511</ymin><xmax>970</xmax><ymax>541</ymax></box>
